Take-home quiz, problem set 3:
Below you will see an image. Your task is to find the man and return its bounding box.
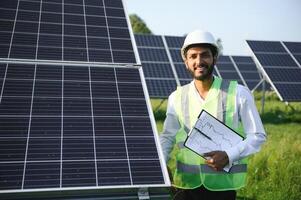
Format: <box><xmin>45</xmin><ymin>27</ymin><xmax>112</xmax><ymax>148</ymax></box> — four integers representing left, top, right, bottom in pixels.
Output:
<box><xmin>160</xmin><ymin>30</ymin><xmax>266</xmax><ymax>200</ymax></box>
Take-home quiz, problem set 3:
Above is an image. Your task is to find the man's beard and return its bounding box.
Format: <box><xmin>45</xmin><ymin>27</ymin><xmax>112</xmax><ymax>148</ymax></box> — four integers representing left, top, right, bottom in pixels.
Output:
<box><xmin>188</xmin><ymin>64</ymin><xmax>214</xmax><ymax>81</ymax></box>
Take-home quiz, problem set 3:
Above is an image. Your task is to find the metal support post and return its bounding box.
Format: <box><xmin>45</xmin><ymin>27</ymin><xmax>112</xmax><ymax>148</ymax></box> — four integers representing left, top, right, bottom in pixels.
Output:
<box><xmin>138</xmin><ymin>188</ymin><xmax>150</xmax><ymax>200</ymax></box>
<box><xmin>261</xmin><ymin>80</ymin><xmax>266</xmax><ymax>114</ymax></box>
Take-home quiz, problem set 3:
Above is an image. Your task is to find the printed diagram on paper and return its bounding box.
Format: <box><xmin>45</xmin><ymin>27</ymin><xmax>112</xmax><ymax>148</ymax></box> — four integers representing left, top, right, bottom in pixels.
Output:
<box><xmin>184</xmin><ymin>110</ymin><xmax>243</xmax><ymax>156</ymax></box>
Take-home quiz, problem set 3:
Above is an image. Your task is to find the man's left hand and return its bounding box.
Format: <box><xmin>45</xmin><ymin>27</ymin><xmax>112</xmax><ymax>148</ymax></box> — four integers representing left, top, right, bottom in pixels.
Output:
<box><xmin>203</xmin><ymin>151</ymin><xmax>229</xmax><ymax>171</ymax></box>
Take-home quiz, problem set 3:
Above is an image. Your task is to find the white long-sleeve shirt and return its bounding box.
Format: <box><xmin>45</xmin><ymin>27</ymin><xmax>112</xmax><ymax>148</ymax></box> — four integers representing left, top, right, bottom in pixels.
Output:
<box><xmin>160</xmin><ymin>80</ymin><xmax>266</xmax><ymax>167</ymax></box>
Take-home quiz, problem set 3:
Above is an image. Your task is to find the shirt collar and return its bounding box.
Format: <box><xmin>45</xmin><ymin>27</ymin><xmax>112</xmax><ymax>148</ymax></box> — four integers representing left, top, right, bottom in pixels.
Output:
<box><xmin>190</xmin><ymin>76</ymin><xmax>218</xmax><ymax>102</ymax></box>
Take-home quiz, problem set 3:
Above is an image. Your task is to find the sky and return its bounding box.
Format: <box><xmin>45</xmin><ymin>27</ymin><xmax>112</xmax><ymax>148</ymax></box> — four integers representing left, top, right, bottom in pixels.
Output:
<box><xmin>125</xmin><ymin>0</ymin><xmax>301</xmax><ymax>56</ymax></box>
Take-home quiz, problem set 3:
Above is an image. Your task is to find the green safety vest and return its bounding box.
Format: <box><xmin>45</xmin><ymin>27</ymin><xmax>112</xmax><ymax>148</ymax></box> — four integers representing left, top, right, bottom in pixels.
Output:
<box><xmin>169</xmin><ymin>77</ymin><xmax>247</xmax><ymax>191</ymax></box>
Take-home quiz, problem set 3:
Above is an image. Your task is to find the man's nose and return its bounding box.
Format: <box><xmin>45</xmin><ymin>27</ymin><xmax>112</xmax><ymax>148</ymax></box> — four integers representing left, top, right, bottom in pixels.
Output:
<box><xmin>195</xmin><ymin>55</ymin><xmax>203</xmax><ymax>66</ymax></box>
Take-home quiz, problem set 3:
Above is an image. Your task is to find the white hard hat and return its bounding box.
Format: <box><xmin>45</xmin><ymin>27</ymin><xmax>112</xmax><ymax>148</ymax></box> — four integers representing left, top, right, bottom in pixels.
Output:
<box><xmin>181</xmin><ymin>30</ymin><xmax>219</xmax><ymax>60</ymax></box>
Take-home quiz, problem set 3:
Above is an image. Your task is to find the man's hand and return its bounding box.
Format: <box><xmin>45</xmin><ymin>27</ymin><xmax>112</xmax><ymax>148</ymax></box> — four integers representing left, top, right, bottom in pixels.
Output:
<box><xmin>203</xmin><ymin>151</ymin><xmax>229</xmax><ymax>171</ymax></box>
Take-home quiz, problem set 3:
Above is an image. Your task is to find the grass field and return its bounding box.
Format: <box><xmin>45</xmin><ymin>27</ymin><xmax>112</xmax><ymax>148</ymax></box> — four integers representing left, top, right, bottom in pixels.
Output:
<box><xmin>150</xmin><ymin>91</ymin><xmax>301</xmax><ymax>200</ymax></box>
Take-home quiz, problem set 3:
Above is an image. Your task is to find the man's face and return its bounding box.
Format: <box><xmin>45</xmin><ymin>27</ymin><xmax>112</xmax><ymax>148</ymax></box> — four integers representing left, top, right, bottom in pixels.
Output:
<box><xmin>184</xmin><ymin>46</ymin><xmax>216</xmax><ymax>81</ymax></box>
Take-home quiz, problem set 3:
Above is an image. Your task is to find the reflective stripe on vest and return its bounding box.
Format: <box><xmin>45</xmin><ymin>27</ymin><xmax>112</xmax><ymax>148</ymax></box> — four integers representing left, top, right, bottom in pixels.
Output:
<box><xmin>177</xmin><ymin>160</ymin><xmax>247</xmax><ymax>174</ymax></box>
<box><xmin>181</xmin><ymin>84</ymin><xmax>191</xmax><ymax>134</ymax></box>
<box><xmin>217</xmin><ymin>79</ymin><xmax>230</xmax><ymax>122</ymax></box>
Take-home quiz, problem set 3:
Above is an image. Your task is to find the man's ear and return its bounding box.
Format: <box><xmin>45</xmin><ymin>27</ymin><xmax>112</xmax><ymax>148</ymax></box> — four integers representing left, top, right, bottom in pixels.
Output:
<box><xmin>184</xmin><ymin>59</ymin><xmax>189</xmax><ymax>69</ymax></box>
<box><xmin>213</xmin><ymin>56</ymin><xmax>218</xmax><ymax>66</ymax></box>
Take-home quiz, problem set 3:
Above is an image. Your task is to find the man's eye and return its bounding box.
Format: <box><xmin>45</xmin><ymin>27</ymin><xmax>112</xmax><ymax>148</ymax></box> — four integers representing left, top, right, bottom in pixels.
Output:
<box><xmin>189</xmin><ymin>55</ymin><xmax>197</xmax><ymax>59</ymax></box>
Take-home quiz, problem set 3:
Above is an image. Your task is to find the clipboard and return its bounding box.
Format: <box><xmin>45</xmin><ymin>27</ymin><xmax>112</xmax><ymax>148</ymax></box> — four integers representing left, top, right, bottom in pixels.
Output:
<box><xmin>184</xmin><ymin>109</ymin><xmax>244</xmax><ymax>159</ymax></box>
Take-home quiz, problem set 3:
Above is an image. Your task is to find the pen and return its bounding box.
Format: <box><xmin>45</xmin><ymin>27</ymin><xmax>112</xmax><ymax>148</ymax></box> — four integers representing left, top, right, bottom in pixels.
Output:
<box><xmin>194</xmin><ymin>127</ymin><xmax>213</xmax><ymax>141</ymax></box>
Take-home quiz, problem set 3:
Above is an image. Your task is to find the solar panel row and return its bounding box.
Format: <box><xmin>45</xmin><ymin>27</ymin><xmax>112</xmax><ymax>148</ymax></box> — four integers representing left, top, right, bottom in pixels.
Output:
<box><xmin>136</xmin><ymin>34</ymin><xmax>263</xmax><ymax>98</ymax></box>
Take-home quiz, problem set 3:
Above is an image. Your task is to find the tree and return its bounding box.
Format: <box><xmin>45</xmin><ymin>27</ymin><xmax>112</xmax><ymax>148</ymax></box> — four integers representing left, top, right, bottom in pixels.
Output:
<box><xmin>129</xmin><ymin>14</ymin><xmax>152</xmax><ymax>34</ymax></box>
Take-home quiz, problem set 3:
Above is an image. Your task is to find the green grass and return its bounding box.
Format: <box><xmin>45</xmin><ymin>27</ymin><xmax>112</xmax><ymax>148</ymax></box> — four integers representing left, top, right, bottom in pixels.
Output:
<box><xmin>238</xmin><ymin>123</ymin><xmax>301</xmax><ymax>200</ymax></box>
<box><xmin>150</xmin><ymin>91</ymin><xmax>301</xmax><ymax>200</ymax></box>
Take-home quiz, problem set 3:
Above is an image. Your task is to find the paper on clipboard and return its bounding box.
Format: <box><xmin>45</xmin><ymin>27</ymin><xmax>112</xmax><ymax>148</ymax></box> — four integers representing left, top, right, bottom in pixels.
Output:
<box><xmin>184</xmin><ymin>109</ymin><xmax>243</xmax><ymax>160</ymax></box>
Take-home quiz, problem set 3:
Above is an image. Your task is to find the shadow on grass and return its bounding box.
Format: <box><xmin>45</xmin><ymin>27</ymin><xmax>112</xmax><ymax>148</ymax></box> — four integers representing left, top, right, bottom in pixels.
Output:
<box><xmin>154</xmin><ymin>106</ymin><xmax>301</xmax><ymax>124</ymax></box>
<box><xmin>153</xmin><ymin>109</ymin><xmax>167</xmax><ymax>122</ymax></box>
<box><xmin>260</xmin><ymin>107</ymin><xmax>301</xmax><ymax>124</ymax></box>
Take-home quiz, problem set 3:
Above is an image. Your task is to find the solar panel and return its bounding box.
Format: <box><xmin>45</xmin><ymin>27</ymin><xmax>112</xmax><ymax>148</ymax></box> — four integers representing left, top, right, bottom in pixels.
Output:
<box><xmin>246</xmin><ymin>40</ymin><xmax>287</xmax><ymax>53</ymax></box>
<box><xmin>146</xmin><ymin>79</ymin><xmax>177</xmax><ymax>98</ymax></box>
<box><xmin>135</xmin><ymin>34</ymin><xmax>178</xmax><ymax>98</ymax></box>
<box><xmin>284</xmin><ymin>42</ymin><xmax>301</xmax><ymax>67</ymax></box>
<box><xmin>247</xmin><ymin>40</ymin><xmax>301</xmax><ymax>101</ymax></box>
<box><xmin>216</xmin><ymin>56</ymin><xmax>245</xmax><ymax>86</ymax></box>
<box><xmin>164</xmin><ymin>35</ymin><xmax>192</xmax><ymax>84</ymax></box>
<box><xmin>231</xmin><ymin>56</ymin><xmax>262</xmax><ymax>90</ymax></box>
<box><xmin>0</xmin><ymin>0</ymin><xmax>136</xmax><ymax>64</ymax></box>
<box><xmin>0</xmin><ymin>63</ymin><xmax>168</xmax><ymax>195</ymax></box>
<box><xmin>0</xmin><ymin>0</ymin><xmax>170</xmax><ymax>198</ymax></box>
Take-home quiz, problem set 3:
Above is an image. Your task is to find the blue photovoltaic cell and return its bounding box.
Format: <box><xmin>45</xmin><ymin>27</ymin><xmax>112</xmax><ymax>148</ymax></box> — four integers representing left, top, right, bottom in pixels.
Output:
<box><xmin>292</xmin><ymin>54</ymin><xmax>301</xmax><ymax>65</ymax></box>
<box><xmin>216</xmin><ymin>56</ymin><xmax>244</xmax><ymax>84</ymax></box>
<box><xmin>0</xmin><ymin>0</ymin><xmax>137</xmax><ymax>64</ymax></box>
<box><xmin>218</xmin><ymin>71</ymin><xmax>241</xmax><ymax>80</ymax></box>
<box><xmin>238</xmin><ymin>71</ymin><xmax>260</xmax><ymax>80</ymax></box>
<box><xmin>273</xmin><ymin>83</ymin><xmax>301</xmax><ymax>101</ymax></box>
<box><xmin>164</xmin><ymin>36</ymin><xmax>185</xmax><ymax>49</ymax></box>
<box><xmin>247</xmin><ymin>40</ymin><xmax>287</xmax><ymax>53</ymax></box>
<box><xmin>254</xmin><ymin>53</ymin><xmax>298</xmax><ymax>67</ymax></box>
<box><xmin>216</xmin><ymin>63</ymin><xmax>236</xmax><ymax>71</ymax></box>
<box><xmin>263</xmin><ymin>68</ymin><xmax>301</xmax><ymax>82</ymax></box>
<box><xmin>169</xmin><ymin>49</ymin><xmax>183</xmax><ymax>63</ymax></box>
<box><xmin>232</xmin><ymin>62</ymin><xmax>257</xmax><ymax>72</ymax></box>
<box><xmin>231</xmin><ymin>56</ymin><xmax>254</xmax><ymax>63</ymax></box>
<box><xmin>0</xmin><ymin>63</ymin><xmax>165</xmax><ymax>193</ymax></box>
<box><xmin>141</xmin><ymin>63</ymin><xmax>175</xmax><ymax>78</ymax></box>
<box><xmin>283</xmin><ymin>42</ymin><xmax>301</xmax><ymax>53</ymax></box>
<box><xmin>135</xmin><ymin>34</ymin><xmax>165</xmax><ymax>47</ymax></box>
<box><xmin>146</xmin><ymin>79</ymin><xmax>177</xmax><ymax>98</ymax></box>
<box><xmin>138</xmin><ymin>48</ymin><xmax>169</xmax><ymax>62</ymax></box>
<box><xmin>283</xmin><ymin>42</ymin><xmax>301</xmax><ymax>67</ymax></box>
<box><xmin>174</xmin><ymin>63</ymin><xmax>190</xmax><ymax>79</ymax></box>
<box><xmin>180</xmin><ymin>79</ymin><xmax>192</xmax><ymax>86</ymax></box>
<box><xmin>232</xmin><ymin>56</ymin><xmax>262</xmax><ymax>90</ymax></box>
<box><xmin>135</xmin><ymin>34</ymin><xmax>178</xmax><ymax>98</ymax></box>
<box><xmin>247</xmin><ymin>40</ymin><xmax>301</xmax><ymax>101</ymax></box>
<box><xmin>164</xmin><ymin>35</ymin><xmax>191</xmax><ymax>85</ymax></box>
<box><xmin>217</xmin><ymin>56</ymin><xmax>232</xmax><ymax>63</ymax></box>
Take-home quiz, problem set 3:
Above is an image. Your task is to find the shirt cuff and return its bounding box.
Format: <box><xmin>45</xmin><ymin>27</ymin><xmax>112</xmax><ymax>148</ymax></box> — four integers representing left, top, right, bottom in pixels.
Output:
<box><xmin>225</xmin><ymin>146</ymin><xmax>240</xmax><ymax>168</ymax></box>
